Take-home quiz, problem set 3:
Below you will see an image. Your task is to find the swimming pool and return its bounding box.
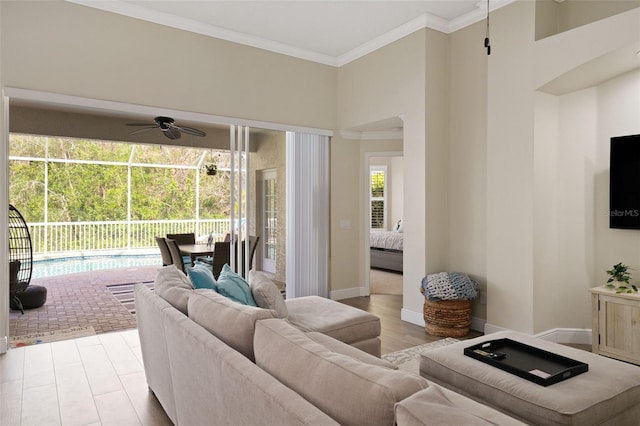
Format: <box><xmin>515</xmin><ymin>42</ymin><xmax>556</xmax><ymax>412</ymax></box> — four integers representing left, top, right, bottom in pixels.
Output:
<box><xmin>31</xmin><ymin>254</ymin><xmax>162</xmax><ymax>279</ymax></box>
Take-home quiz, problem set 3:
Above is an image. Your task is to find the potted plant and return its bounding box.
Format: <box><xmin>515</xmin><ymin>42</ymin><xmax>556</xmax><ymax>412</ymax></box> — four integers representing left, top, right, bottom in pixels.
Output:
<box><xmin>204</xmin><ymin>163</ymin><xmax>217</xmax><ymax>176</ymax></box>
<box><xmin>606</xmin><ymin>262</ymin><xmax>638</xmax><ymax>293</ymax></box>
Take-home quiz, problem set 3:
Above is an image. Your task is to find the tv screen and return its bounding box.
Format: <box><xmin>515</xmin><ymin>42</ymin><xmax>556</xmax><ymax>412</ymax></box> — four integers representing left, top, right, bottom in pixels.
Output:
<box><xmin>610</xmin><ymin>134</ymin><xmax>640</xmax><ymax>229</ymax></box>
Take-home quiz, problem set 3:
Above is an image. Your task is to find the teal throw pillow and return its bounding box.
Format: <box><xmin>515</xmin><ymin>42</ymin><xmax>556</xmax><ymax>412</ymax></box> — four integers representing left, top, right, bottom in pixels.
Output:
<box><xmin>216</xmin><ymin>264</ymin><xmax>257</xmax><ymax>306</ymax></box>
<box><xmin>187</xmin><ymin>261</ymin><xmax>217</xmax><ymax>290</ymax></box>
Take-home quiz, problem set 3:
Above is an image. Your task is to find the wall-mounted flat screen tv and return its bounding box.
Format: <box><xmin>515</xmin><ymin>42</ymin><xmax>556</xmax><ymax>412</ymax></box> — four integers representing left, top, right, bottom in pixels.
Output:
<box><xmin>610</xmin><ymin>134</ymin><xmax>640</xmax><ymax>229</ymax></box>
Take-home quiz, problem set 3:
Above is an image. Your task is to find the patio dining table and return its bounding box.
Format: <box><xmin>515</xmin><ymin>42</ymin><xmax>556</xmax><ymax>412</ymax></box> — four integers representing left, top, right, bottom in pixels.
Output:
<box><xmin>178</xmin><ymin>243</ymin><xmax>214</xmax><ymax>266</ymax></box>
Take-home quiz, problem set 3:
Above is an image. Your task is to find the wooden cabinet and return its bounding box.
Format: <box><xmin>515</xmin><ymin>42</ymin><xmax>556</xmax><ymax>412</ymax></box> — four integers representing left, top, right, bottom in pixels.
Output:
<box><xmin>590</xmin><ymin>286</ymin><xmax>640</xmax><ymax>365</ymax></box>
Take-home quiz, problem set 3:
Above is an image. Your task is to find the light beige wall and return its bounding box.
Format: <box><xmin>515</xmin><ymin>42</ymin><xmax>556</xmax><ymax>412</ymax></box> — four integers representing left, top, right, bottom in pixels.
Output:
<box><xmin>595</xmin><ymin>70</ymin><xmax>640</xmax><ymax>293</ymax></box>
<box><xmin>449</xmin><ymin>20</ymin><xmax>488</xmax><ymax>325</ymax></box>
<box><xmin>486</xmin><ymin>1</ymin><xmax>537</xmax><ymax>333</ymax></box>
<box><xmin>391</xmin><ymin>155</ymin><xmax>404</xmax><ymax>227</ymax></box>
<box><xmin>489</xmin><ymin>1</ymin><xmax>639</xmax><ymax>333</ymax></box>
<box><xmin>536</xmin><ymin>0</ymin><xmax>640</xmax><ymax>40</ymax></box>
<box><xmin>335</xmin><ymin>31</ymin><xmax>427</xmax><ymax>314</ymax></box>
<box><xmin>557</xmin><ymin>0</ymin><xmax>640</xmax><ymax>34</ymax></box>
<box><xmin>1</xmin><ymin>0</ymin><xmax>337</xmax><ymax>130</ymax></box>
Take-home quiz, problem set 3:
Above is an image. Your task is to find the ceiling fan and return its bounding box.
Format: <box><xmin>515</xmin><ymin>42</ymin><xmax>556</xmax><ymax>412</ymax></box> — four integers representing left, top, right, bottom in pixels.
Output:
<box><xmin>126</xmin><ymin>116</ymin><xmax>207</xmax><ymax>140</ymax></box>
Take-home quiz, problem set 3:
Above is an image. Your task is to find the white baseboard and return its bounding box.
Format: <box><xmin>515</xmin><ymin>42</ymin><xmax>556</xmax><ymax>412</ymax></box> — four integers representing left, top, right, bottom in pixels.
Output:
<box><xmin>484</xmin><ymin>323</ymin><xmax>593</xmax><ymax>346</ymax></box>
<box><xmin>401</xmin><ymin>308</ymin><xmax>424</xmax><ymax>326</ymax></box>
<box><xmin>329</xmin><ymin>286</ymin><xmax>368</xmax><ymax>300</ymax></box>
<box><xmin>0</xmin><ymin>336</ymin><xmax>7</xmax><ymax>354</ymax></box>
<box><xmin>402</xmin><ymin>308</ymin><xmax>485</xmax><ymax>333</ymax></box>
<box><xmin>535</xmin><ymin>328</ymin><xmax>592</xmax><ymax>345</ymax></box>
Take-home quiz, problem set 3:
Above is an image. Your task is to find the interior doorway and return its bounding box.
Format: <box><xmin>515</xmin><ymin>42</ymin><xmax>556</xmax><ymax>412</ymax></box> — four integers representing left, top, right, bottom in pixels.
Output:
<box><xmin>367</xmin><ymin>153</ymin><xmax>404</xmax><ymax>295</ymax></box>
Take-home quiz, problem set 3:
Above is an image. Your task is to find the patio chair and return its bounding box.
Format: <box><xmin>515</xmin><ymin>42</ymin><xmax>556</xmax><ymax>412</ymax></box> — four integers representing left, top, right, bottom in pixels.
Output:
<box><xmin>210</xmin><ymin>241</ymin><xmax>231</xmax><ymax>280</ymax></box>
<box><xmin>155</xmin><ymin>236</ymin><xmax>173</xmax><ymax>266</ymax></box>
<box><xmin>165</xmin><ymin>238</ymin><xmax>186</xmax><ymax>274</ymax></box>
<box><xmin>234</xmin><ymin>235</ymin><xmax>260</xmax><ymax>278</ymax></box>
<box><xmin>166</xmin><ymin>232</ymin><xmax>197</xmax><ymax>265</ymax></box>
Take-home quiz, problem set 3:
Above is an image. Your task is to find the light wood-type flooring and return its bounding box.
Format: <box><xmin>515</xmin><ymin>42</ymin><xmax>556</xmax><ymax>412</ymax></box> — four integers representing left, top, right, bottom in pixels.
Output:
<box><xmin>0</xmin><ymin>294</ymin><xmax>475</xmax><ymax>425</ymax></box>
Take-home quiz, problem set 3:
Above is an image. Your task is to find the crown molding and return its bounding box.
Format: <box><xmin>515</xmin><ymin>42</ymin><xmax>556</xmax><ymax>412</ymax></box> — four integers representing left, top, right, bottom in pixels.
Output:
<box><xmin>67</xmin><ymin>0</ymin><xmax>516</xmax><ymax>68</ymax></box>
<box><xmin>66</xmin><ymin>0</ymin><xmax>340</xmax><ymax>66</ymax></box>
<box><xmin>340</xmin><ymin>129</ymin><xmax>403</xmax><ymax>141</ymax></box>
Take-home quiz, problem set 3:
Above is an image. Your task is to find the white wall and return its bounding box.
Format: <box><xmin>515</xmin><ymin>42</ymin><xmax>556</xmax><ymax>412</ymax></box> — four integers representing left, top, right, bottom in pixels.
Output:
<box><xmin>391</xmin><ymin>156</ymin><xmax>404</xmax><ymax>227</ymax></box>
<box><xmin>490</xmin><ymin>3</ymin><xmax>640</xmax><ymax>334</ymax></box>
<box><xmin>595</xmin><ymin>70</ymin><xmax>640</xmax><ymax>288</ymax></box>
<box><xmin>334</xmin><ymin>30</ymin><xmax>427</xmax><ymax>308</ymax></box>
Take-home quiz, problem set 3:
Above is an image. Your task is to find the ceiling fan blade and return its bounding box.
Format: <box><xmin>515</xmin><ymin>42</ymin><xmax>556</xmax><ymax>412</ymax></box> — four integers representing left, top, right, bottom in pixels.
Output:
<box><xmin>177</xmin><ymin>126</ymin><xmax>207</xmax><ymax>137</ymax></box>
<box><xmin>126</xmin><ymin>122</ymin><xmax>155</xmax><ymax>127</ymax></box>
<box><xmin>130</xmin><ymin>126</ymin><xmax>158</xmax><ymax>135</ymax></box>
<box><xmin>163</xmin><ymin>127</ymin><xmax>182</xmax><ymax>140</ymax></box>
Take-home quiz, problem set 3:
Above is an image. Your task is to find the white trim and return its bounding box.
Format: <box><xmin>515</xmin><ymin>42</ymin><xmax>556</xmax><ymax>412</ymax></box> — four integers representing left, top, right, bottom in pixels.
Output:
<box><xmin>401</xmin><ymin>308</ymin><xmax>486</xmax><ymax>334</ymax></box>
<box><xmin>329</xmin><ymin>286</ymin><xmax>369</xmax><ymax>301</ymax></box>
<box><xmin>67</xmin><ymin>0</ymin><xmax>517</xmax><ymax>67</ymax></box>
<box><xmin>340</xmin><ymin>129</ymin><xmax>403</xmax><ymax>141</ymax></box>
<box><xmin>66</xmin><ymin>0</ymin><xmax>339</xmax><ymax>67</ymax></box>
<box><xmin>535</xmin><ymin>328</ymin><xmax>592</xmax><ymax>346</ymax></box>
<box><xmin>3</xmin><ymin>87</ymin><xmax>334</xmax><ymax>137</ymax></box>
<box><xmin>401</xmin><ymin>308</ymin><xmax>425</xmax><ymax>327</ymax></box>
<box><xmin>0</xmin><ymin>91</ymin><xmax>8</xmax><ymax>354</ymax></box>
<box><xmin>484</xmin><ymin>322</ymin><xmax>508</xmax><ymax>335</ymax></box>
<box><xmin>484</xmin><ymin>323</ymin><xmax>593</xmax><ymax>346</ymax></box>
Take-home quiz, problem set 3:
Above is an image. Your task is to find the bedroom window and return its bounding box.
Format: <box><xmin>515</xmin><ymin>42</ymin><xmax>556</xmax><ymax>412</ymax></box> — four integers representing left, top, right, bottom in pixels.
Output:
<box><xmin>370</xmin><ymin>166</ymin><xmax>386</xmax><ymax>230</ymax></box>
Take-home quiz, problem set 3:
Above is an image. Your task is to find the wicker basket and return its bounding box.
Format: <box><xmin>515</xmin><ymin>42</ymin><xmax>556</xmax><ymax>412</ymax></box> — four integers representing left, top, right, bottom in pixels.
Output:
<box><xmin>421</xmin><ymin>291</ymin><xmax>473</xmax><ymax>337</ymax></box>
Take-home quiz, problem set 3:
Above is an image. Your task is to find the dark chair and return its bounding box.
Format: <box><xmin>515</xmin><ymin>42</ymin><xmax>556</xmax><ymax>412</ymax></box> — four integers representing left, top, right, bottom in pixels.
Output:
<box><xmin>166</xmin><ymin>232</ymin><xmax>196</xmax><ymax>265</ymax></box>
<box><xmin>166</xmin><ymin>233</ymin><xmax>196</xmax><ymax>244</ymax></box>
<box><xmin>210</xmin><ymin>241</ymin><xmax>231</xmax><ymax>280</ymax></box>
<box><xmin>236</xmin><ymin>235</ymin><xmax>260</xmax><ymax>278</ymax></box>
<box><xmin>165</xmin><ymin>238</ymin><xmax>186</xmax><ymax>274</ymax></box>
<box><xmin>155</xmin><ymin>236</ymin><xmax>173</xmax><ymax>266</ymax></box>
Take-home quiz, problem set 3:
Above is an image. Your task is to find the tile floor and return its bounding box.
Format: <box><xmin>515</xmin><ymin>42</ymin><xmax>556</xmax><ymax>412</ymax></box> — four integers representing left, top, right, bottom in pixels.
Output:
<box><xmin>0</xmin><ymin>329</ymin><xmax>172</xmax><ymax>426</ymax></box>
<box><xmin>10</xmin><ymin>266</ymin><xmax>161</xmax><ymax>338</ymax></box>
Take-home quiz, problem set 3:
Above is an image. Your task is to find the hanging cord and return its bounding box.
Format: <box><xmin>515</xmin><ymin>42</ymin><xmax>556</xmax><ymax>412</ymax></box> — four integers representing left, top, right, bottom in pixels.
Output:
<box><xmin>484</xmin><ymin>0</ymin><xmax>491</xmax><ymax>55</ymax></box>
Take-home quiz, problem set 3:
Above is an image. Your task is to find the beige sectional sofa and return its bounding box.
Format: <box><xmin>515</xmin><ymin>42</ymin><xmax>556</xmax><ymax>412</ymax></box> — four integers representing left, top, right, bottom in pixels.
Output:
<box><xmin>135</xmin><ymin>265</ymin><xmax>522</xmax><ymax>425</ymax></box>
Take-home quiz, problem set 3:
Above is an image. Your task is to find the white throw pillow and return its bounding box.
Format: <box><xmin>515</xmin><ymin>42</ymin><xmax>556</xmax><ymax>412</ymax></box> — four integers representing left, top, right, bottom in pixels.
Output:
<box><xmin>248</xmin><ymin>271</ymin><xmax>288</xmax><ymax>319</ymax></box>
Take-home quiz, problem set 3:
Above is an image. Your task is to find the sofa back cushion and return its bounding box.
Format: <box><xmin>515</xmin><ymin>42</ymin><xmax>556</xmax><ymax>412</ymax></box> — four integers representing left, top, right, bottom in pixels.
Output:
<box><xmin>188</xmin><ymin>290</ymin><xmax>277</xmax><ymax>361</ymax></box>
<box><xmin>254</xmin><ymin>319</ymin><xmax>429</xmax><ymax>426</ymax></box>
<box><xmin>154</xmin><ymin>265</ymin><xmax>193</xmax><ymax>314</ymax></box>
<box><xmin>248</xmin><ymin>270</ymin><xmax>287</xmax><ymax>319</ymax></box>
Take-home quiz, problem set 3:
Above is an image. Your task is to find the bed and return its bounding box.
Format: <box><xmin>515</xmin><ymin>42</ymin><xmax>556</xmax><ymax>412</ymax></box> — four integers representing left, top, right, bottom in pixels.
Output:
<box><xmin>369</xmin><ymin>231</ymin><xmax>403</xmax><ymax>273</ymax></box>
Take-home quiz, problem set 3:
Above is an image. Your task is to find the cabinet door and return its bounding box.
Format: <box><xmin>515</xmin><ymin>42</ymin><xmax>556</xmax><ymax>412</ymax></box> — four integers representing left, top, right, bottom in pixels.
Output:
<box><xmin>598</xmin><ymin>294</ymin><xmax>640</xmax><ymax>364</ymax></box>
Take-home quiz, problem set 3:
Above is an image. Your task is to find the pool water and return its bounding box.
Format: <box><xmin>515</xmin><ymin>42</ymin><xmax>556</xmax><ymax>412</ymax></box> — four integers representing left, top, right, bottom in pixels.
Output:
<box><xmin>32</xmin><ymin>254</ymin><xmax>162</xmax><ymax>279</ymax></box>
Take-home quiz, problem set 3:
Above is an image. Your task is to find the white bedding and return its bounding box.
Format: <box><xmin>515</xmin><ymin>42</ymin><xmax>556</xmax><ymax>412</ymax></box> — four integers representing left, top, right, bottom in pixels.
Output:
<box><xmin>369</xmin><ymin>231</ymin><xmax>403</xmax><ymax>251</ymax></box>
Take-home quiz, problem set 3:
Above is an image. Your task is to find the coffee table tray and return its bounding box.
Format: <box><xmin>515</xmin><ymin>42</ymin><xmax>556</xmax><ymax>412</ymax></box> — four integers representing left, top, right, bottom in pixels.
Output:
<box><xmin>464</xmin><ymin>338</ymin><xmax>588</xmax><ymax>386</ymax></box>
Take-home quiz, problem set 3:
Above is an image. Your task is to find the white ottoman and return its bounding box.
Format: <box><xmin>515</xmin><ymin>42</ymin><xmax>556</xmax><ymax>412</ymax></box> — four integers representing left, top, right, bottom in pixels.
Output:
<box><xmin>419</xmin><ymin>331</ymin><xmax>640</xmax><ymax>426</ymax></box>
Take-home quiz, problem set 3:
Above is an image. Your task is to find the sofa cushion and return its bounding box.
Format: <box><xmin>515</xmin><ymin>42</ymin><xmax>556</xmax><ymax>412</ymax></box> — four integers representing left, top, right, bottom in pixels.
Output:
<box><xmin>248</xmin><ymin>271</ymin><xmax>287</xmax><ymax>318</ymax></box>
<box><xmin>285</xmin><ymin>296</ymin><xmax>381</xmax><ymax>345</ymax></box>
<box><xmin>394</xmin><ymin>386</ymin><xmax>498</xmax><ymax>426</ymax></box>
<box><xmin>306</xmin><ymin>332</ymin><xmax>396</xmax><ymax>370</ymax></box>
<box><xmin>154</xmin><ymin>265</ymin><xmax>193</xmax><ymax>314</ymax></box>
<box><xmin>187</xmin><ymin>261</ymin><xmax>217</xmax><ymax>290</ymax></box>
<box><xmin>216</xmin><ymin>264</ymin><xmax>257</xmax><ymax>306</ymax></box>
<box><xmin>188</xmin><ymin>290</ymin><xmax>276</xmax><ymax>361</ymax></box>
<box><xmin>254</xmin><ymin>318</ymin><xmax>428</xmax><ymax>426</ymax></box>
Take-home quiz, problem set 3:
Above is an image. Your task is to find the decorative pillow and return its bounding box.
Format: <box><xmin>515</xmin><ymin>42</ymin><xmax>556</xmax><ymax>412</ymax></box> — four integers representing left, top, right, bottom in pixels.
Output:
<box><xmin>187</xmin><ymin>261</ymin><xmax>217</xmax><ymax>290</ymax></box>
<box><xmin>153</xmin><ymin>265</ymin><xmax>194</xmax><ymax>314</ymax></box>
<box><xmin>248</xmin><ymin>270</ymin><xmax>287</xmax><ymax>318</ymax></box>
<box><xmin>216</xmin><ymin>264</ymin><xmax>257</xmax><ymax>306</ymax></box>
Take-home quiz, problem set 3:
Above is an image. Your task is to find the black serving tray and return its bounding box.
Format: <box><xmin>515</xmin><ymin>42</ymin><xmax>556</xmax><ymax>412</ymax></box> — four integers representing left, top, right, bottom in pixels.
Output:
<box><xmin>464</xmin><ymin>338</ymin><xmax>588</xmax><ymax>386</ymax></box>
